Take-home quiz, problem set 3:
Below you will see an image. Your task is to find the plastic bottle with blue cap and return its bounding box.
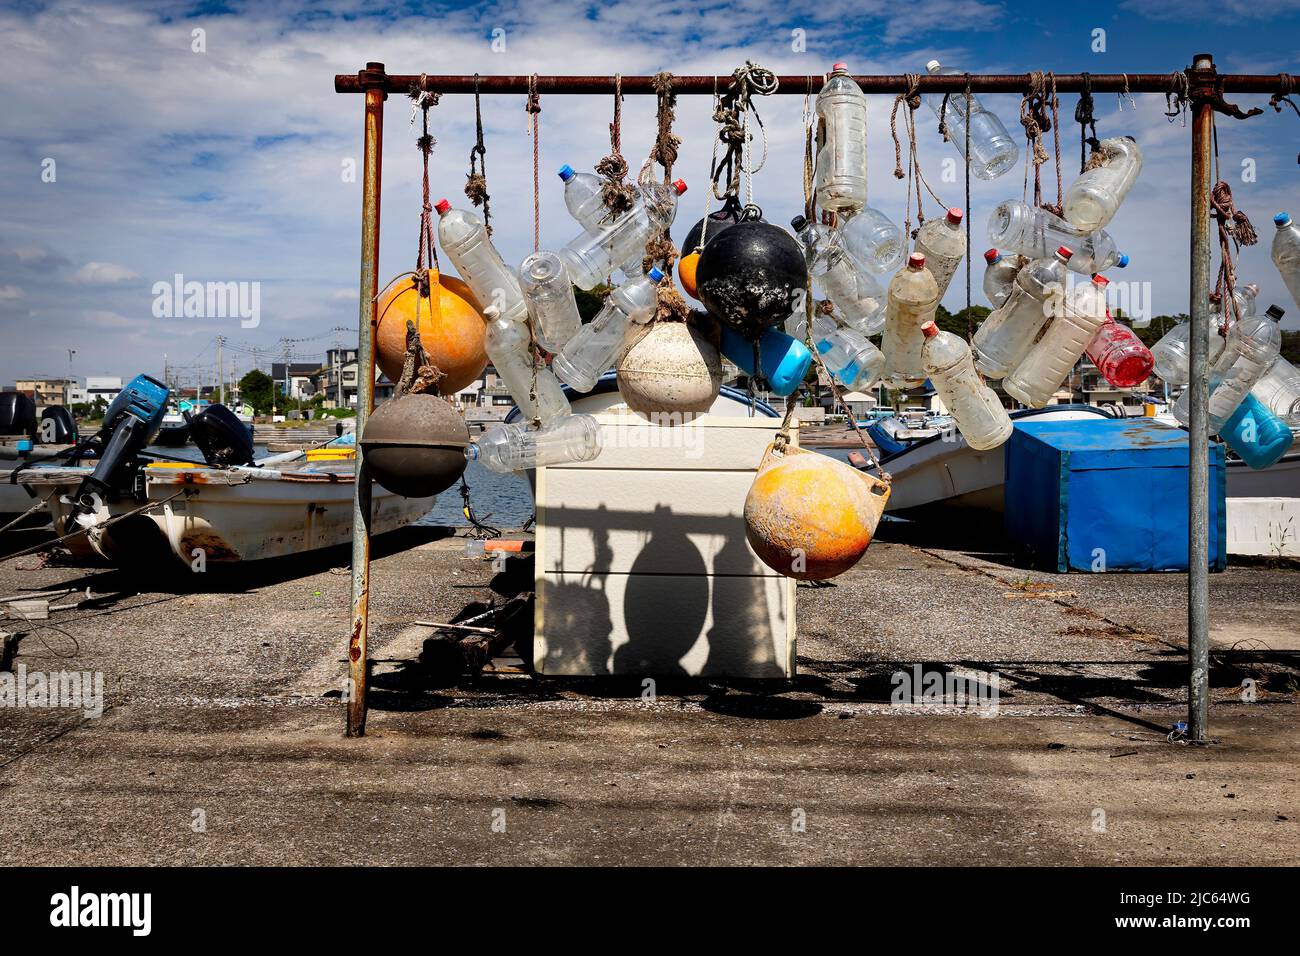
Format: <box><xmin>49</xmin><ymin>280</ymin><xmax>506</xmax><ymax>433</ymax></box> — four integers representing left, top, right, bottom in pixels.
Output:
<box><xmin>718</xmin><ymin>323</ymin><xmax>812</xmax><ymax>397</ymax></box>
<box><xmin>1272</xmin><ymin>212</ymin><xmax>1300</xmax><ymax>310</ymax></box>
<box><xmin>553</xmin><ymin>268</ymin><xmax>665</xmax><ymax>393</ymax></box>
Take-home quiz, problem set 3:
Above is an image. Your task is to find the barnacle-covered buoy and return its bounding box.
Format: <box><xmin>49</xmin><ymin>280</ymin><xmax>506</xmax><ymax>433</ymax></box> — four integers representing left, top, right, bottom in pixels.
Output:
<box><xmin>743</xmin><ymin>444</ymin><xmax>890</xmax><ymax>580</ymax></box>
<box><xmin>375</xmin><ymin>273</ymin><xmax>487</xmax><ymax>395</ymax></box>
<box><xmin>616</xmin><ymin>322</ymin><xmax>722</xmax><ymax>420</ymax></box>
<box><xmin>359</xmin><ymin>392</ymin><xmax>469</xmax><ymax>498</ymax></box>
<box><xmin>696</xmin><ymin>221</ymin><xmax>807</xmax><ymax>340</ymax></box>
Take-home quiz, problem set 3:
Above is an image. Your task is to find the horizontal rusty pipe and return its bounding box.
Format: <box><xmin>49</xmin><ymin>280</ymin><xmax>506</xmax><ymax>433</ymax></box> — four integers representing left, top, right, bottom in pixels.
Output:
<box><xmin>336</xmin><ymin>69</ymin><xmax>1288</xmax><ymax>96</ymax></box>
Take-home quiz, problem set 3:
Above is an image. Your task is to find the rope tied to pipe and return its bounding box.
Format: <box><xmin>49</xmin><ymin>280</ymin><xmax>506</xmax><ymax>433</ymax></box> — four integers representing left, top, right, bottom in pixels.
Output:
<box><xmin>1075</xmin><ymin>72</ymin><xmax>1102</xmax><ymax>172</ymax></box>
<box><xmin>408</xmin><ymin>75</ymin><xmax>442</xmax><ymax>295</ymax></box>
<box><xmin>464</xmin><ymin>75</ymin><xmax>492</xmax><ymax>234</ymax></box>
<box><xmin>596</xmin><ymin>74</ymin><xmax>637</xmax><ymax>218</ymax></box>
<box><xmin>708</xmin><ymin>61</ymin><xmax>777</xmax><ymax>212</ymax></box>
<box><xmin>525</xmin><ymin>74</ymin><xmax>542</xmax><ymax>254</ymax></box>
<box><xmin>891</xmin><ymin>73</ymin><xmax>946</xmax><ymax>238</ymax></box>
<box><xmin>1165</xmin><ymin>69</ymin><xmax>1190</xmax><ymax>124</ymax></box>
<box><xmin>1020</xmin><ymin>71</ymin><xmax>1063</xmax><ymax>217</ymax></box>
<box><xmin>1267</xmin><ymin>73</ymin><xmax>1300</xmax><ymax>163</ymax></box>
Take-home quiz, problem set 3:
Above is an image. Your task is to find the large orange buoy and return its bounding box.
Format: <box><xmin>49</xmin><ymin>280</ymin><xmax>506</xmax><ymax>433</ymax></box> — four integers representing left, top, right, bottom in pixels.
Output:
<box><xmin>677</xmin><ymin>252</ymin><xmax>701</xmax><ymax>300</ymax></box>
<box><xmin>744</xmin><ymin>443</ymin><xmax>890</xmax><ymax>581</ymax></box>
<box><xmin>375</xmin><ymin>271</ymin><xmax>487</xmax><ymax>395</ymax></box>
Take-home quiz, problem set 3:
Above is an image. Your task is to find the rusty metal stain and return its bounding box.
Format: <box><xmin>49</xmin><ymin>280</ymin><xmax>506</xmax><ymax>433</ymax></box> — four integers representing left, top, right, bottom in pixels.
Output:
<box><xmin>179</xmin><ymin>530</ymin><xmax>240</xmax><ymax>562</ymax></box>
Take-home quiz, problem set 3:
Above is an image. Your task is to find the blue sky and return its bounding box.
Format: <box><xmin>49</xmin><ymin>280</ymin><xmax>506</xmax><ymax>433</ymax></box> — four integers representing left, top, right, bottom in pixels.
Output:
<box><xmin>1</xmin><ymin>0</ymin><xmax>1298</xmax><ymax>388</ymax></box>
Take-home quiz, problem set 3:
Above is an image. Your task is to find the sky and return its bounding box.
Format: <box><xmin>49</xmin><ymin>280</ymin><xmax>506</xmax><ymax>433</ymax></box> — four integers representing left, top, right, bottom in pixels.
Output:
<box><xmin>1</xmin><ymin>0</ymin><xmax>1299</xmax><ymax>390</ymax></box>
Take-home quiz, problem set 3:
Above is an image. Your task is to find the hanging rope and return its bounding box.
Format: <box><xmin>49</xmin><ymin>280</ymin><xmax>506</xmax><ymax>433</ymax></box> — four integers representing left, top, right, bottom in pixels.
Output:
<box><xmin>464</xmin><ymin>75</ymin><xmax>492</xmax><ymax>235</ymax></box>
<box><xmin>1020</xmin><ymin>71</ymin><xmax>1063</xmax><ymax>216</ymax></box>
<box><xmin>525</xmin><ymin>74</ymin><xmax>541</xmax><ymax>253</ymax></box>
<box><xmin>1165</xmin><ymin>69</ymin><xmax>1190</xmax><ymax>124</ymax></box>
<box><xmin>408</xmin><ymin>76</ymin><xmax>442</xmax><ymax>296</ymax></box>
<box><xmin>1075</xmin><ymin>73</ymin><xmax>1102</xmax><ymax>172</ymax></box>
<box><xmin>596</xmin><ymin>74</ymin><xmax>637</xmax><ymax>219</ymax></box>
<box><xmin>963</xmin><ymin>80</ymin><xmax>974</xmax><ymax>345</ymax></box>
<box><xmin>647</xmin><ymin>71</ymin><xmax>681</xmax><ymax>185</ymax></box>
<box><xmin>639</xmin><ymin>71</ymin><xmax>685</xmax><ymax>285</ymax></box>
<box><xmin>396</xmin><ymin>319</ymin><xmax>445</xmax><ymax>396</ymax></box>
<box><xmin>1267</xmin><ymin>73</ymin><xmax>1300</xmax><ymax>163</ymax></box>
<box><xmin>892</xmin><ymin>74</ymin><xmax>946</xmax><ymax>238</ymax></box>
<box><xmin>708</xmin><ymin>61</ymin><xmax>777</xmax><ymax>217</ymax></box>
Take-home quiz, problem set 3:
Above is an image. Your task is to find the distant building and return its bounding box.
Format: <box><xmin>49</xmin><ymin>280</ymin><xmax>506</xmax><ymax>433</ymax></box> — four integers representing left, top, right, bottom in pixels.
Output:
<box><xmin>271</xmin><ymin>362</ymin><xmax>320</xmax><ymax>401</ymax></box>
<box><xmin>14</xmin><ymin>378</ymin><xmax>72</xmax><ymax>407</ymax></box>
<box><xmin>86</xmin><ymin>376</ymin><xmax>123</xmax><ymax>405</ymax></box>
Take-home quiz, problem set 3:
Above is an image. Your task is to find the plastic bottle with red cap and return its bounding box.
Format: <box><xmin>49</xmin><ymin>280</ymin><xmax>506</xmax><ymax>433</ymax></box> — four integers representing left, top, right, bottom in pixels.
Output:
<box><xmin>972</xmin><ymin>246</ymin><xmax>1073</xmax><ymax>379</ymax></box>
<box><xmin>982</xmin><ymin>248</ymin><xmax>1028</xmax><ymax>308</ymax></box>
<box><xmin>914</xmin><ymin>207</ymin><xmax>968</xmax><ymax>298</ymax></box>
<box><xmin>882</xmin><ymin>252</ymin><xmax>940</xmax><ymax>389</ymax></box>
<box><xmin>814</xmin><ymin>62</ymin><xmax>869</xmax><ymax>213</ymax></box>
<box><xmin>920</xmin><ymin>321</ymin><xmax>1014</xmax><ymax>450</ymax></box>
<box><xmin>435</xmin><ymin>200</ymin><xmax>529</xmax><ymax>324</ymax></box>
<box><xmin>1086</xmin><ymin>309</ymin><xmax>1154</xmax><ymax>389</ymax></box>
<box><xmin>559</xmin><ymin>179</ymin><xmax>687</xmax><ymax>290</ymax></box>
<box><xmin>1003</xmin><ymin>273</ymin><xmax>1112</xmax><ymax>408</ymax></box>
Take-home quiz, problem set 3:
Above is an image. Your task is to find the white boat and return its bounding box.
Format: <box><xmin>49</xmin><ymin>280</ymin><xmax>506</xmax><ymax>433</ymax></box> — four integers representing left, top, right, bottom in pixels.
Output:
<box><xmin>15</xmin><ymin>456</ymin><xmax>434</xmax><ymax>565</ymax></box>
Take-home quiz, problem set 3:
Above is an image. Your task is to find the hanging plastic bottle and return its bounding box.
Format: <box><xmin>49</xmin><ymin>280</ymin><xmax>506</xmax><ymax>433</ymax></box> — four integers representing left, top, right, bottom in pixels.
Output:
<box><xmin>519</xmin><ymin>251</ymin><xmax>582</xmax><ymax>353</ymax></box>
<box><xmin>435</xmin><ymin>200</ymin><xmax>528</xmax><ymax>324</ymax></box>
<box><xmin>469</xmin><ymin>414</ymin><xmax>603</xmax><ymax>473</ymax></box>
<box><xmin>1153</xmin><ymin>286</ymin><xmax>1257</xmax><ymax>386</ymax></box>
<box><xmin>558</xmin><ymin>164</ymin><xmax>607</xmax><ymax>231</ymax></box>
<box><xmin>972</xmin><ymin>247</ymin><xmax>1073</xmax><ymax>379</ymax></box>
<box><xmin>923</xmin><ymin>60</ymin><xmax>1019</xmax><ymax>181</ymax></box>
<box><xmin>841</xmin><ymin>206</ymin><xmax>906</xmax><ymax>275</ymax></box>
<box><xmin>1086</xmin><ymin>313</ymin><xmax>1154</xmax><ymax>389</ymax></box>
<box><xmin>1173</xmin><ymin>305</ymin><xmax>1284</xmax><ymax>431</ymax></box>
<box><xmin>1220</xmin><ymin>394</ymin><xmax>1294</xmax><ymax>469</ymax></box>
<box><xmin>482</xmin><ymin>305</ymin><xmax>572</xmax><ymax>425</ymax></box>
<box><xmin>790</xmin><ymin>310</ymin><xmax>884</xmax><ymax>391</ymax></box>
<box><xmin>982</xmin><ymin>249</ymin><xmax>1028</xmax><ymax>308</ymax></box>
<box><xmin>882</xmin><ymin>253</ymin><xmax>940</xmax><ymax>389</ymax></box>
<box><xmin>814</xmin><ymin>63</ymin><xmax>869</xmax><ymax>213</ymax></box>
<box><xmin>1064</xmin><ymin>136</ymin><xmax>1144</xmax><ymax>233</ymax></box>
<box><xmin>552</xmin><ymin>268</ymin><xmax>664</xmax><ymax>393</ymax></box>
<box><xmin>559</xmin><ymin>180</ymin><xmax>687</xmax><ymax>290</ymax></box>
<box><xmin>988</xmin><ymin>200</ymin><xmax>1122</xmax><ymax>275</ymax></box>
<box><xmin>1252</xmin><ymin>344</ymin><xmax>1300</xmax><ymax>427</ymax></box>
<box><xmin>1004</xmin><ymin>274</ymin><xmax>1111</xmax><ymax>408</ymax></box>
<box><xmin>792</xmin><ymin>215</ymin><xmax>885</xmax><ymax>335</ymax></box>
<box><xmin>1272</xmin><ymin>212</ymin><xmax>1300</xmax><ymax>310</ymax></box>
<box><xmin>719</xmin><ymin>323</ymin><xmax>811</xmax><ymax>397</ymax></box>
<box><xmin>914</xmin><ymin>208</ymin><xmax>967</xmax><ymax>298</ymax></box>
<box><xmin>920</xmin><ymin>321</ymin><xmax>1013</xmax><ymax>450</ymax></box>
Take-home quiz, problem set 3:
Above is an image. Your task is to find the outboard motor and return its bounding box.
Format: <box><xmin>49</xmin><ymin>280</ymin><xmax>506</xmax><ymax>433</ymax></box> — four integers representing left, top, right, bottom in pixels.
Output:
<box><xmin>187</xmin><ymin>404</ymin><xmax>255</xmax><ymax>467</ymax></box>
<box><xmin>0</xmin><ymin>391</ymin><xmax>38</xmax><ymax>439</ymax></box>
<box><xmin>64</xmin><ymin>374</ymin><xmax>169</xmax><ymax>533</ymax></box>
<box><xmin>39</xmin><ymin>406</ymin><xmax>77</xmax><ymax>445</ymax></box>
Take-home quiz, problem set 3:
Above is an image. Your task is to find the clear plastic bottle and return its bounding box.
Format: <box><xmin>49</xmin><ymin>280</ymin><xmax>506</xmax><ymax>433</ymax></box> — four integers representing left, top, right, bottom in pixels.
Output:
<box><xmin>920</xmin><ymin>321</ymin><xmax>1014</xmax><ymax>450</ymax></box>
<box><xmin>914</xmin><ymin>207</ymin><xmax>967</xmax><ymax>298</ymax></box>
<box><xmin>1151</xmin><ymin>286</ymin><xmax>1257</xmax><ymax>386</ymax></box>
<box><xmin>519</xmin><ymin>251</ymin><xmax>582</xmax><ymax>353</ymax></box>
<box><xmin>842</xmin><ymin>205</ymin><xmax>906</xmax><ymax>275</ymax></box>
<box><xmin>790</xmin><ymin>310</ymin><xmax>884</xmax><ymax>390</ymax></box>
<box><xmin>923</xmin><ymin>60</ymin><xmax>1019</xmax><ymax>181</ymax></box>
<box><xmin>552</xmin><ymin>268</ymin><xmax>664</xmax><ymax>393</ymax></box>
<box><xmin>815</xmin><ymin>63</ymin><xmax>869</xmax><ymax>213</ymax></box>
<box><xmin>1252</xmin><ymin>349</ymin><xmax>1300</xmax><ymax>427</ymax></box>
<box><xmin>982</xmin><ymin>249</ymin><xmax>1027</xmax><ymax>308</ymax></box>
<box><xmin>792</xmin><ymin>214</ymin><xmax>886</xmax><ymax>335</ymax></box>
<box><xmin>882</xmin><ymin>253</ymin><xmax>940</xmax><ymax>389</ymax></box>
<box><xmin>435</xmin><ymin>200</ymin><xmax>529</xmax><ymax>324</ymax></box>
<box><xmin>559</xmin><ymin>179</ymin><xmax>686</xmax><ymax>290</ymax></box>
<box><xmin>720</xmin><ymin>323</ymin><xmax>811</xmax><ymax>397</ymax></box>
<box><xmin>1004</xmin><ymin>274</ymin><xmax>1110</xmax><ymax>408</ymax></box>
<box><xmin>1173</xmin><ymin>306</ymin><xmax>1284</xmax><ymax>431</ymax></box>
<box><xmin>1204</xmin><ymin>282</ymin><xmax>1258</xmax><ymax>323</ymax></box>
<box><xmin>483</xmin><ymin>305</ymin><xmax>572</xmax><ymax>425</ymax></box>
<box><xmin>558</xmin><ymin>164</ymin><xmax>607</xmax><ymax>231</ymax></box>
<box><xmin>1087</xmin><ymin>314</ymin><xmax>1154</xmax><ymax>389</ymax></box>
<box><xmin>972</xmin><ymin>247</ymin><xmax>1072</xmax><ymax>379</ymax></box>
<box><xmin>469</xmin><ymin>414</ymin><xmax>602</xmax><ymax>473</ymax></box>
<box><xmin>1064</xmin><ymin>136</ymin><xmax>1144</xmax><ymax>233</ymax></box>
<box><xmin>988</xmin><ymin>200</ymin><xmax>1121</xmax><ymax>275</ymax></box>
<box><xmin>1272</xmin><ymin>212</ymin><xmax>1300</xmax><ymax>310</ymax></box>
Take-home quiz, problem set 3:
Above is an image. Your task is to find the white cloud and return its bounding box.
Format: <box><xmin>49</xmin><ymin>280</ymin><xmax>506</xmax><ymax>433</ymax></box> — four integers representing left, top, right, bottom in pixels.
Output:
<box><xmin>0</xmin><ymin>285</ymin><xmax>24</xmax><ymax>301</ymax></box>
<box><xmin>72</xmin><ymin>261</ymin><xmax>140</xmax><ymax>284</ymax></box>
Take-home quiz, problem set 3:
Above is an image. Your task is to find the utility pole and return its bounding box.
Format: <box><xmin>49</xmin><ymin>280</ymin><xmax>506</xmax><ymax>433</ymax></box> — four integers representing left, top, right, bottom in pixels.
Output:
<box><xmin>216</xmin><ymin>335</ymin><xmax>227</xmax><ymax>405</ymax></box>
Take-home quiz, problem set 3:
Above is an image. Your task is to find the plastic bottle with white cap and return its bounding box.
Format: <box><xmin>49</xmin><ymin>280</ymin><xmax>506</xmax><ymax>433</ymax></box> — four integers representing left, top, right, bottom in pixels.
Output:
<box><xmin>483</xmin><ymin>305</ymin><xmax>572</xmax><ymax>425</ymax></box>
<box><xmin>922</xmin><ymin>60</ymin><xmax>1019</xmax><ymax>180</ymax></box>
<box><xmin>519</xmin><ymin>251</ymin><xmax>582</xmax><ymax>352</ymax></box>
<box><xmin>814</xmin><ymin>62</ymin><xmax>869</xmax><ymax>213</ymax></box>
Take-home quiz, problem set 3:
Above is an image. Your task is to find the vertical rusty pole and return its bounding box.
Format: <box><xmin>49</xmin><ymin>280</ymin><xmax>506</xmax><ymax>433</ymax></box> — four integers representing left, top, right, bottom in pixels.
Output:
<box><xmin>347</xmin><ymin>63</ymin><xmax>386</xmax><ymax>737</ymax></box>
<box><xmin>1187</xmin><ymin>53</ymin><xmax>1214</xmax><ymax>742</ymax></box>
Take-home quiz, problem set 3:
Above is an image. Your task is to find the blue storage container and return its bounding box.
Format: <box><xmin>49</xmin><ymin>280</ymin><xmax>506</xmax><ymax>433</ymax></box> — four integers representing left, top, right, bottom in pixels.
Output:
<box><xmin>1004</xmin><ymin>418</ymin><xmax>1226</xmax><ymax>572</ymax></box>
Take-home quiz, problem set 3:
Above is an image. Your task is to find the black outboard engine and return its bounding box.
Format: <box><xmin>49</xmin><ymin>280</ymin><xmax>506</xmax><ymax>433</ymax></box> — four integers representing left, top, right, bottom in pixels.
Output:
<box><xmin>39</xmin><ymin>406</ymin><xmax>77</xmax><ymax>445</ymax></box>
<box><xmin>63</xmin><ymin>374</ymin><xmax>169</xmax><ymax>533</ymax></box>
<box><xmin>187</xmin><ymin>404</ymin><xmax>255</xmax><ymax>467</ymax></box>
<box><xmin>0</xmin><ymin>391</ymin><xmax>38</xmax><ymax>439</ymax></box>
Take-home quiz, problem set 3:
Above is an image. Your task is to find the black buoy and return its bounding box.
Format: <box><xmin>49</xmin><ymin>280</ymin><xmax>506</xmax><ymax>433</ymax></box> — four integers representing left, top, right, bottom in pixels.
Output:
<box><xmin>695</xmin><ymin>220</ymin><xmax>808</xmax><ymax>340</ymax></box>
<box><xmin>359</xmin><ymin>393</ymin><xmax>469</xmax><ymax>498</ymax></box>
<box><xmin>681</xmin><ymin>207</ymin><xmax>747</xmax><ymax>256</ymax></box>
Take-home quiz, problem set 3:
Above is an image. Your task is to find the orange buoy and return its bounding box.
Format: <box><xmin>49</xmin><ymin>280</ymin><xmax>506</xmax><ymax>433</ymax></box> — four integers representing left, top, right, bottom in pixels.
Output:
<box><xmin>677</xmin><ymin>252</ymin><xmax>701</xmax><ymax>300</ymax></box>
<box><xmin>375</xmin><ymin>271</ymin><xmax>487</xmax><ymax>395</ymax></box>
<box><xmin>744</xmin><ymin>443</ymin><xmax>890</xmax><ymax>580</ymax></box>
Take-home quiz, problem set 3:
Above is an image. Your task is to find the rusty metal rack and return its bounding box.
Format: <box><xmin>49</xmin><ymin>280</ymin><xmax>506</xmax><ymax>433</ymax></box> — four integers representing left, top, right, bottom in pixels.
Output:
<box><xmin>335</xmin><ymin>56</ymin><xmax>1295</xmax><ymax>738</ymax></box>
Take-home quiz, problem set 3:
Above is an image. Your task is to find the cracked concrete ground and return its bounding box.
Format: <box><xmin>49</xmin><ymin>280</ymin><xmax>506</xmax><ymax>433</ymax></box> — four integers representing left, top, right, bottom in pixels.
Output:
<box><xmin>0</xmin><ymin>522</ymin><xmax>1296</xmax><ymax>866</ymax></box>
